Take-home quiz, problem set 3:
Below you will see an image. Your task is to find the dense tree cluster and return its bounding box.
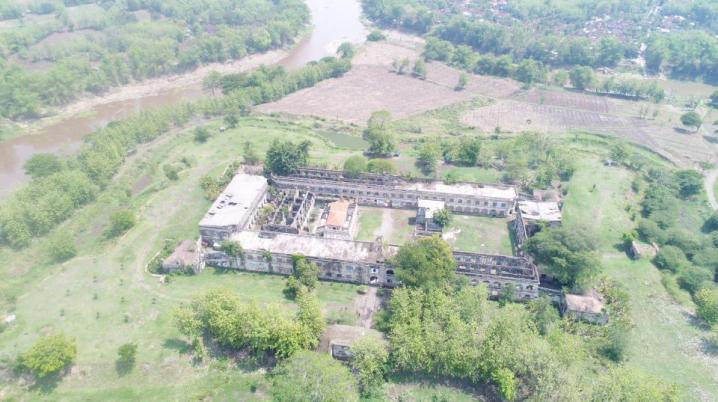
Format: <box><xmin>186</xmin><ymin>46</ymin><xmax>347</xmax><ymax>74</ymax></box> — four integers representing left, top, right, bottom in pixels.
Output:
<box><xmin>635</xmin><ymin>169</ymin><xmax>718</xmax><ymax>324</ymax></box>
<box><xmin>264</xmin><ymin>139</ymin><xmax>311</xmax><ymax>176</ymax></box>
<box><xmin>174</xmin><ymin>287</ymin><xmax>324</xmax><ymax>359</ymax></box>
<box><xmin>0</xmin><ymin>0</ymin><xmax>310</xmax><ymax>119</ymax></box>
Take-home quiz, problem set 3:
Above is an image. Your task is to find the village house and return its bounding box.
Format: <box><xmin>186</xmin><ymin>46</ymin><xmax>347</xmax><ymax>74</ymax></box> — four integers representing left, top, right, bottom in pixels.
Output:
<box><xmin>561</xmin><ymin>291</ymin><xmax>609</xmax><ymax>325</ymax></box>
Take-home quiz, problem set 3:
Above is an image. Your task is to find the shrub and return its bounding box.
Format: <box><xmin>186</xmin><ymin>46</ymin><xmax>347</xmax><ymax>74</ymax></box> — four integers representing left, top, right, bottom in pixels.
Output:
<box><xmin>677</xmin><ymin>266</ymin><xmax>713</xmax><ymax>294</ymax></box>
<box><xmin>653</xmin><ymin>245</ymin><xmax>689</xmax><ymax>272</ymax></box>
<box><xmin>193</xmin><ymin>127</ymin><xmax>211</xmax><ymax>143</ymax></box>
<box><xmin>351</xmin><ymin>336</ymin><xmax>389</xmax><ymax>395</ymax></box>
<box><xmin>696</xmin><ymin>287</ymin><xmax>718</xmax><ymax>325</ymax></box>
<box><xmin>116</xmin><ymin>343</ymin><xmax>138</xmax><ymax>374</ymax></box>
<box><xmin>20</xmin><ymin>334</ymin><xmax>77</xmax><ymax>379</ymax></box>
<box><xmin>272</xmin><ymin>351</ymin><xmax>359</xmax><ymax>402</ymax></box>
<box><xmin>106</xmin><ymin>210</ymin><xmax>136</xmax><ymax>238</ymax></box>
<box><xmin>47</xmin><ymin>232</ymin><xmax>77</xmax><ymax>263</ymax></box>
<box><xmin>367</xmin><ymin>30</ymin><xmax>385</xmax><ymax>41</ymax></box>
<box><xmin>343</xmin><ymin>155</ymin><xmax>368</xmax><ymax>178</ymax></box>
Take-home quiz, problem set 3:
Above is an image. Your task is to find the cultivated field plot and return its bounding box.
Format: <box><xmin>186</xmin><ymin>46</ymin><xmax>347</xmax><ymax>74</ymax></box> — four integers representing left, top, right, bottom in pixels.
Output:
<box><xmin>356</xmin><ymin>206</ymin><xmax>416</xmax><ymax>245</ymax></box>
<box><xmin>258</xmin><ymin>42</ymin><xmax>520</xmax><ymax>124</ymax></box>
<box><xmin>512</xmin><ymin>88</ymin><xmax>647</xmax><ymax>116</ymax></box>
<box><xmin>461</xmin><ymin>100</ymin><xmax>715</xmax><ymax>165</ymax></box>
<box><xmin>444</xmin><ymin>215</ymin><xmax>513</xmax><ymax>255</ymax></box>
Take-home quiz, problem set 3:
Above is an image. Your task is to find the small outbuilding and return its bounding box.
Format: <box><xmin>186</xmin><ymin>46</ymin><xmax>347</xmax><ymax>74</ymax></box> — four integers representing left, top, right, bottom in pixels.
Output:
<box><xmin>318</xmin><ymin>324</ymin><xmax>385</xmax><ymax>361</ymax></box>
<box><xmin>561</xmin><ymin>291</ymin><xmax>608</xmax><ymax>325</ymax></box>
<box><xmin>416</xmin><ymin>199</ymin><xmax>445</xmax><ymax>234</ymax></box>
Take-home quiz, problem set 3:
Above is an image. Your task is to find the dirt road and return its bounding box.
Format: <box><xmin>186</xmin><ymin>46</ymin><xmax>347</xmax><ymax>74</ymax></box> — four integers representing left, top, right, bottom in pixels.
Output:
<box><xmin>705</xmin><ymin>168</ymin><xmax>718</xmax><ymax>210</ymax></box>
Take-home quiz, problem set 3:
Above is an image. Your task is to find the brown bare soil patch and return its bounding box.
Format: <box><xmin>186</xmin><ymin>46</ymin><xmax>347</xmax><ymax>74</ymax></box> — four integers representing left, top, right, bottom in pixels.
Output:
<box><xmin>258</xmin><ymin>44</ymin><xmax>519</xmax><ymax>124</ymax></box>
<box><xmin>461</xmin><ymin>100</ymin><xmax>714</xmax><ymax>164</ymax></box>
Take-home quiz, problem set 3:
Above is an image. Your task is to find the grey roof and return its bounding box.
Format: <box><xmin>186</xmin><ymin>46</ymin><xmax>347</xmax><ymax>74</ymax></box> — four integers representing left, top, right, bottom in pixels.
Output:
<box><xmin>199</xmin><ymin>174</ymin><xmax>267</xmax><ymax>228</ymax></box>
<box><xmin>518</xmin><ymin>201</ymin><xmax>562</xmax><ymax>222</ymax></box>
<box><xmin>401</xmin><ymin>181</ymin><xmax>516</xmax><ymax>200</ymax></box>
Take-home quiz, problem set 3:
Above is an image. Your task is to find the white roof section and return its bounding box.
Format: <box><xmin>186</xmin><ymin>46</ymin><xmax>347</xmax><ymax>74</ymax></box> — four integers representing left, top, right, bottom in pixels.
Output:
<box><xmin>518</xmin><ymin>201</ymin><xmax>562</xmax><ymax>222</ymax></box>
<box><xmin>418</xmin><ymin>199</ymin><xmax>445</xmax><ymax>219</ymax></box>
<box><xmin>232</xmin><ymin>231</ymin><xmax>398</xmax><ymax>263</ymax></box>
<box><xmin>199</xmin><ymin>174</ymin><xmax>268</xmax><ymax>228</ymax></box>
<box><xmin>401</xmin><ymin>181</ymin><xmax>516</xmax><ymax>200</ymax></box>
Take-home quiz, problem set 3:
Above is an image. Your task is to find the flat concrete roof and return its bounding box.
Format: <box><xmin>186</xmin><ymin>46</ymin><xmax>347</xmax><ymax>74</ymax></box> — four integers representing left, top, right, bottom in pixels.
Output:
<box><xmin>163</xmin><ymin>240</ymin><xmax>198</xmax><ymax>267</ymax></box>
<box><xmin>518</xmin><ymin>201</ymin><xmax>562</xmax><ymax>222</ymax></box>
<box><xmin>199</xmin><ymin>174</ymin><xmax>267</xmax><ymax>228</ymax></box>
<box><xmin>232</xmin><ymin>231</ymin><xmax>397</xmax><ymax>263</ymax></box>
<box><xmin>402</xmin><ymin>181</ymin><xmax>516</xmax><ymax>200</ymax></box>
<box><xmin>565</xmin><ymin>293</ymin><xmax>604</xmax><ymax>314</ymax></box>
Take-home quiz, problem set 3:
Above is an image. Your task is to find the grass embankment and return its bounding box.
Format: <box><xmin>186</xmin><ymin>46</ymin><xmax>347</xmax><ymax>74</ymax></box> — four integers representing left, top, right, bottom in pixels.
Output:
<box><xmin>562</xmin><ymin>154</ymin><xmax>718</xmax><ymax>400</ymax></box>
<box><xmin>0</xmin><ymin>117</ymin><xmax>362</xmax><ymax>400</ymax></box>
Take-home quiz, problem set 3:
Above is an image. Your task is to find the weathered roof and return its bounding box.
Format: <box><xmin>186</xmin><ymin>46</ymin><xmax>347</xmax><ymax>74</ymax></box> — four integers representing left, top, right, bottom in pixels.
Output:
<box><xmin>565</xmin><ymin>292</ymin><xmax>605</xmax><ymax>315</ymax></box>
<box><xmin>518</xmin><ymin>201</ymin><xmax>562</xmax><ymax>222</ymax></box>
<box><xmin>417</xmin><ymin>199</ymin><xmax>445</xmax><ymax>219</ymax></box>
<box><xmin>199</xmin><ymin>174</ymin><xmax>268</xmax><ymax>228</ymax></box>
<box><xmin>318</xmin><ymin>325</ymin><xmax>385</xmax><ymax>353</ymax></box>
<box><xmin>232</xmin><ymin>231</ymin><xmax>398</xmax><ymax>262</ymax></box>
<box><xmin>327</xmin><ymin>199</ymin><xmax>350</xmax><ymax>227</ymax></box>
<box><xmin>402</xmin><ymin>181</ymin><xmax>516</xmax><ymax>200</ymax></box>
<box><xmin>163</xmin><ymin>240</ymin><xmax>199</xmax><ymax>268</ymax></box>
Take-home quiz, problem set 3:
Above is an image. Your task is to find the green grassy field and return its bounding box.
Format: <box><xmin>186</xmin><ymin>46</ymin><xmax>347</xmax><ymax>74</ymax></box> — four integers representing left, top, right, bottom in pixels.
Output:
<box><xmin>562</xmin><ymin>155</ymin><xmax>718</xmax><ymax>400</ymax></box>
<box><xmin>446</xmin><ymin>215</ymin><xmax>512</xmax><ymax>255</ymax></box>
<box><xmin>356</xmin><ymin>207</ymin><xmax>415</xmax><ymax>245</ymax></box>
<box><xmin>0</xmin><ymin>117</ymin><xmax>364</xmax><ymax>400</ymax></box>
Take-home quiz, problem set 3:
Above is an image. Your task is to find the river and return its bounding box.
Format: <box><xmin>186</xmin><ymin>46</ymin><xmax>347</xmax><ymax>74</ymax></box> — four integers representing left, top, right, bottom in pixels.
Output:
<box><xmin>0</xmin><ymin>0</ymin><xmax>367</xmax><ymax>198</ymax></box>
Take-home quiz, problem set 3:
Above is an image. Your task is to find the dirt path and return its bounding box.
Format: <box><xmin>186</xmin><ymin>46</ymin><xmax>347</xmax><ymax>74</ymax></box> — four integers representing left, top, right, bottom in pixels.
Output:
<box><xmin>354</xmin><ymin>286</ymin><xmax>380</xmax><ymax>328</ymax></box>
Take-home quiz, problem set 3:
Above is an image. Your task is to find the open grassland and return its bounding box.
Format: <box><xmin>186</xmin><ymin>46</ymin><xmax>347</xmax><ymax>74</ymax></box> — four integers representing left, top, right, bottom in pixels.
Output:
<box><xmin>0</xmin><ymin>117</ymin><xmax>366</xmax><ymax>400</ymax></box>
<box><xmin>356</xmin><ymin>206</ymin><xmax>416</xmax><ymax>246</ymax></box>
<box><xmin>562</xmin><ymin>155</ymin><xmax>718</xmax><ymax>400</ymax></box>
<box><xmin>445</xmin><ymin>215</ymin><xmax>513</xmax><ymax>255</ymax></box>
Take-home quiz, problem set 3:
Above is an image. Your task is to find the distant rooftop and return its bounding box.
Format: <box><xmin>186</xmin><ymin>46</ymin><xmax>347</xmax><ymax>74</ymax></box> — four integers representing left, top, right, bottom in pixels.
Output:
<box><xmin>199</xmin><ymin>174</ymin><xmax>268</xmax><ymax>228</ymax></box>
<box><xmin>518</xmin><ymin>201</ymin><xmax>562</xmax><ymax>222</ymax></box>
<box><xmin>163</xmin><ymin>240</ymin><xmax>199</xmax><ymax>268</ymax></box>
<box><xmin>232</xmin><ymin>231</ymin><xmax>397</xmax><ymax>263</ymax></box>
<box><xmin>402</xmin><ymin>181</ymin><xmax>516</xmax><ymax>200</ymax></box>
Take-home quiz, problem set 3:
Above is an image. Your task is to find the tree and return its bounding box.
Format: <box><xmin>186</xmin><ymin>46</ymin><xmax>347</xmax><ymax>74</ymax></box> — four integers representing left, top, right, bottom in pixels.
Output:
<box><xmin>220</xmin><ymin>240</ymin><xmax>243</xmax><ymax>267</ymax></box>
<box><xmin>107</xmin><ymin>210</ymin><xmax>136</xmax><ymax>238</ymax></box>
<box><xmin>24</xmin><ymin>154</ymin><xmax>62</xmax><ymax>179</ymax></box>
<box><xmin>264</xmin><ymin>139</ymin><xmax>312</xmax><ymax>175</ymax></box>
<box><xmin>367</xmin><ymin>159</ymin><xmax>396</xmax><ymax>174</ymax></box>
<box><xmin>455</xmin><ymin>72</ymin><xmax>468</xmax><ymax>90</ymax></box>
<box><xmin>364</xmin><ymin>113</ymin><xmax>397</xmax><ymax>156</ymax></box>
<box><xmin>242</xmin><ymin>141</ymin><xmax>260</xmax><ymax>165</ymax></box>
<box><xmin>337</xmin><ymin>42</ymin><xmax>355</xmax><ymax>59</ymax></box>
<box><xmin>272</xmin><ymin>351</ymin><xmax>359</xmax><ymax>402</ymax></box>
<box><xmin>526</xmin><ymin>226</ymin><xmax>601</xmax><ymax>290</ymax></box>
<box><xmin>343</xmin><ymin>155</ymin><xmax>368</xmax><ymax>178</ymax></box>
<box><xmin>417</xmin><ymin>141</ymin><xmax>441</xmax><ymax>174</ymax></box>
<box><xmin>47</xmin><ymin>231</ymin><xmax>77</xmax><ymax>262</ymax></box>
<box><xmin>527</xmin><ymin>296</ymin><xmax>560</xmax><ymax>335</ymax></box>
<box><xmin>412</xmin><ymin>59</ymin><xmax>427</xmax><ymax>79</ymax></box>
<box><xmin>202</xmin><ymin>71</ymin><xmax>222</xmax><ymax>95</ymax></box>
<box><xmin>695</xmin><ymin>287</ymin><xmax>718</xmax><ymax>325</ymax></box>
<box><xmin>568</xmin><ymin>65</ymin><xmax>595</xmax><ymax>91</ymax></box>
<box><xmin>224</xmin><ymin>113</ymin><xmax>239</xmax><ymax>128</ymax></box>
<box><xmin>20</xmin><ymin>334</ymin><xmax>77</xmax><ymax>379</ymax></box>
<box><xmin>674</xmin><ymin>169</ymin><xmax>703</xmax><ymax>198</ymax></box>
<box><xmin>295</xmin><ymin>291</ymin><xmax>325</xmax><ymax>347</ymax></box>
<box><xmin>433</xmin><ymin>208</ymin><xmax>451</xmax><ymax>227</ymax></box>
<box><xmin>680</xmin><ymin>111</ymin><xmax>702</xmax><ymax>131</ymax></box>
<box><xmin>597</xmin><ymin>37</ymin><xmax>624</xmax><ymax>67</ymax></box>
<box><xmin>456</xmin><ymin>137</ymin><xmax>482</xmax><ymax>166</ymax></box>
<box><xmin>116</xmin><ymin>343</ymin><xmax>138</xmax><ymax>374</ymax></box>
<box><xmin>351</xmin><ymin>336</ymin><xmax>389</xmax><ymax>395</ymax></box>
<box><xmin>514</xmin><ymin>59</ymin><xmax>543</xmax><ymax>86</ymax></box>
<box><xmin>293</xmin><ymin>255</ymin><xmax>319</xmax><ymax>290</ymax></box>
<box><xmin>194</xmin><ymin>127</ymin><xmax>210</xmax><ymax>143</ymax></box>
<box><xmin>493</xmin><ymin>368</ymin><xmax>518</xmax><ymax>401</ymax></box>
<box><xmin>392</xmin><ymin>236</ymin><xmax>456</xmax><ymax>289</ymax></box>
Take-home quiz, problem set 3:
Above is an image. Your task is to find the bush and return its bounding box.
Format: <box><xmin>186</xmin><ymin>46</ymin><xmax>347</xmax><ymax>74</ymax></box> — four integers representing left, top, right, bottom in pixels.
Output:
<box><xmin>367</xmin><ymin>30</ymin><xmax>386</xmax><ymax>41</ymax></box>
<box><xmin>677</xmin><ymin>266</ymin><xmax>713</xmax><ymax>294</ymax></box>
<box><xmin>163</xmin><ymin>164</ymin><xmax>180</xmax><ymax>180</ymax></box>
<box><xmin>20</xmin><ymin>334</ymin><xmax>77</xmax><ymax>379</ymax></box>
<box><xmin>47</xmin><ymin>232</ymin><xmax>77</xmax><ymax>263</ymax></box>
<box><xmin>194</xmin><ymin>127</ymin><xmax>211</xmax><ymax>143</ymax></box>
<box><xmin>106</xmin><ymin>210</ymin><xmax>136</xmax><ymax>238</ymax></box>
<box><xmin>351</xmin><ymin>336</ymin><xmax>389</xmax><ymax>395</ymax></box>
<box><xmin>367</xmin><ymin>158</ymin><xmax>396</xmax><ymax>174</ymax></box>
<box><xmin>343</xmin><ymin>155</ymin><xmax>368</xmax><ymax>178</ymax></box>
<box><xmin>116</xmin><ymin>343</ymin><xmax>138</xmax><ymax>374</ymax></box>
<box><xmin>695</xmin><ymin>287</ymin><xmax>718</xmax><ymax>325</ymax></box>
<box><xmin>272</xmin><ymin>351</ymin><xmax>359</xmax><ymax>402</ymax></box>
<box><xmin>652</xmin><ymin>245</ymin><xmax>689</xmax><ymax>272</ymax></box>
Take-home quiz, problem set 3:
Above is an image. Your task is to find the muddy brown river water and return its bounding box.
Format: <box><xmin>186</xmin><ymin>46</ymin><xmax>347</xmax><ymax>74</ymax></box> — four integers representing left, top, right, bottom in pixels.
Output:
<box><xmin>0</xmin><ymin>0</ymin><xmax>367</xmax><ymax>197</ymax></box>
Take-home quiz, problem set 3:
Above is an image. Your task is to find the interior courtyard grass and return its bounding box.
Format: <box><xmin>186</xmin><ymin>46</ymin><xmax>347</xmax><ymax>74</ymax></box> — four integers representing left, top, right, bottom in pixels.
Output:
<box><xmin>445</xmin><ymin>215</ymin><xmax>513</xmax><ymax>255</ymax></box>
